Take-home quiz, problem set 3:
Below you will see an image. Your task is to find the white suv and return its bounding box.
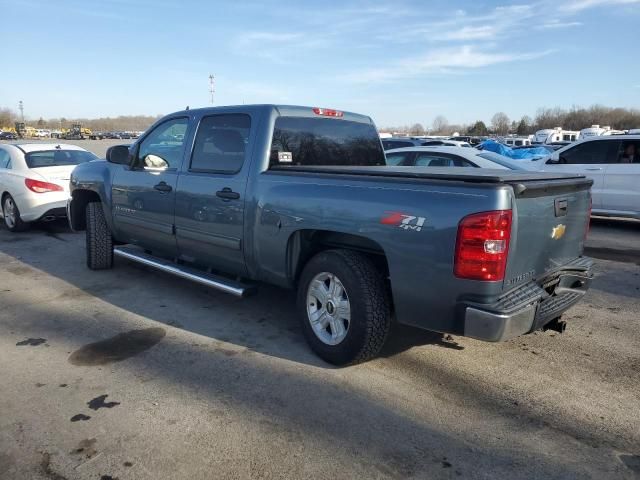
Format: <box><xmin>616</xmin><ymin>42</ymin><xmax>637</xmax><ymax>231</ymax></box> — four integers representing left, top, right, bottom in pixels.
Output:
<box><xmin>535</xmin><ymin>135</ymin><xmax>640</xmax><ymax>220</ymax></box>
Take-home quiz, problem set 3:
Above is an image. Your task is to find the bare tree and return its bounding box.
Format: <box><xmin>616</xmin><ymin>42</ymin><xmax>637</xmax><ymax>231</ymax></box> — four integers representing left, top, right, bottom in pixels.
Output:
<box><xmin>409</xmin><ymin>123</ymin><xmax>425</xmax><ymax>136</ymax></box>
<box><xmin>432</xmin><ymin>115</ymin><xmax>448</xmax><ymax>134</ymax></box>
<box><xmin>491</xmin><ymin>112</ymin><xmax>510</xmax><ymax>135</ymax></box>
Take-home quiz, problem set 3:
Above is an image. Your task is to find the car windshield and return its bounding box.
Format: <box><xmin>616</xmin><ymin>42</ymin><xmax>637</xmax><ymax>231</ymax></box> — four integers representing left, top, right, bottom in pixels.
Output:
<box><xmin>477</xmin><ymin>152</ymin><xmax>525</xmax><ymax>170</ymax></box>
<box><xmin>25</xmin><ymin>149</ymin><xmax>99</xmax><ymax>168</ymax></box>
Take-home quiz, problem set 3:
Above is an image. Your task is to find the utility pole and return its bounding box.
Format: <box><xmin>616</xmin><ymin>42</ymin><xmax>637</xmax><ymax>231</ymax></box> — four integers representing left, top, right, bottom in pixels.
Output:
<box><xmin>18</xmin><ymin>100</ymin><xmax>24</xmax><ymax>122</ymax></box>
<box><xmin>208</xmin><ymin>74</ymin><xmax>215</xmax><ymax>105</ymax></box>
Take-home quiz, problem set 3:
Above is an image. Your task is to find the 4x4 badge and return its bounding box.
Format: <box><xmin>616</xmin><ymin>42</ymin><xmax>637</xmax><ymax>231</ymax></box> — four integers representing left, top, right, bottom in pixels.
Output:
<box><xmin>381</xmin><ymin>212</ymin><xmax>426</xmax><ymax>232</ymax></box>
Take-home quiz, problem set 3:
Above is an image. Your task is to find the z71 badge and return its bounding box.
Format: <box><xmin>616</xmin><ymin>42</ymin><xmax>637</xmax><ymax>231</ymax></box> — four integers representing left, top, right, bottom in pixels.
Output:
<box><xmin>380</xmin><ymin>212</ymin><xmax>426</xmax><ymax>232</ymax></box>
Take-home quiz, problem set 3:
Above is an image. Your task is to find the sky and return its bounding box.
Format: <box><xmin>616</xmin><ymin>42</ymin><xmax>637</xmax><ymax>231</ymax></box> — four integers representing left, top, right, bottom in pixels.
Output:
<box><xmin>1</xmin><ymin>0</ymin><xmax>639</xmax><ymax>127</ymax></box>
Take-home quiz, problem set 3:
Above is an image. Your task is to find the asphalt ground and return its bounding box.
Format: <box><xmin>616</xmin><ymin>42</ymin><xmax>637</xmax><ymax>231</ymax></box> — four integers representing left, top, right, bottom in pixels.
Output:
<box><xmin>0</xmin><ymin>139</ymin><xmax>639</xmax><ymax>479</ymax></box>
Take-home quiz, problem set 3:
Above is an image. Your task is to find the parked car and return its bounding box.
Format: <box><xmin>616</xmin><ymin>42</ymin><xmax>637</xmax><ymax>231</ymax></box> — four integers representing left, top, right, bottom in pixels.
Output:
<box><xmin>381</xmin><ymin>137</ymin><xmax>425</xmax><ymax>150</ymax></box>
<box><xmin>420</xmin><ymin>140</ymin><xmax>472</xmax><ymax>148</ymax></box>
<box><xmin>0</xmin><ymin>143</ymin><xmax>99</xmax><ymax>231</ymax></box>
<box><xmin>532</xmin><ymin>135</ymin><xmax>640</xmax><ymax>219</ymax></box>
<box><xmin>68</xmin><ymin>104</ymin><xmax>593</xmax><ymax>365</ymax></box>
<box><xmin>0</xmin><ymin>132</ymin><xmax>18</xmax><ymax>140</ymax></box>
<box><xmin>385</xmin><ymin>146</ymin><xmax>524</xmax><ymax>170</ymax></box>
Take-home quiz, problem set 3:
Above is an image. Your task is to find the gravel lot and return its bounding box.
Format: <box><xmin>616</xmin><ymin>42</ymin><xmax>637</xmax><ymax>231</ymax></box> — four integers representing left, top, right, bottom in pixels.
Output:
<box><xmin>0</xmin><ymin>139</ymin><xmax>639</xmax><ymax>479</ymax></box>
<box><xmin>0</xmin><ymin>223</ymin><xmax>639</xmax><ymax>480</ymax></box>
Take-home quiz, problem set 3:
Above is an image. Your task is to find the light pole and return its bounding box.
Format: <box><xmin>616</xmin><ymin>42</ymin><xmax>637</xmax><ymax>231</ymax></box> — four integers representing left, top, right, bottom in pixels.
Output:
<box><xmin>209</xmin><ymin>74</ymin><xmax>215</xmax><ymax>105</ymax></box>
<box><xmin>18</xmin><ymin>100</ymin><xmax>24</xmax><ymax>122</ymax></box>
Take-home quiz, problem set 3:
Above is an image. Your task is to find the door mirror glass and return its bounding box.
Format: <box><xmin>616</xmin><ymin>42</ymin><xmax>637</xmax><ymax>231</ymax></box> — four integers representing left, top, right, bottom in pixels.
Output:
<box><xmin>143</xmin><ymin>154</ymin><xmax>169</xmax><ymax>170</ymax></box>
<box><xmin>106</xmin><ymin>145</ymin><xmax>130</xmax><ymax>165</ymax></box>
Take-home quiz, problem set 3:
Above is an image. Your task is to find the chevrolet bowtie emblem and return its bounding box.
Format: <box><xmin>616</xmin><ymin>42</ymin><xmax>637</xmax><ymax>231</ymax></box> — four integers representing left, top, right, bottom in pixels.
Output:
<box><xmin>551</xmin><ymin>224</ymin><xmax>566</xmax><ymax>240</ymax></box>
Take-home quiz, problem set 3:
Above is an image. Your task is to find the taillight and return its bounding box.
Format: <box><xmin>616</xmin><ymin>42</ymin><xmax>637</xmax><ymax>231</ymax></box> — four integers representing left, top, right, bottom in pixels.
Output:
<box><xmin>25</xmin><ymin>178</ymin><xmax>64</xmax><ymax>193</ymax></box>
<box><xmin>312</xmin><ymin>107</ymin><xmax>344</xmax><ymax>118</ymax></box>
<box><xmin>454</xmin><ymin>210</ymin><xmax>512</xmax><ymax>281</ymax></box>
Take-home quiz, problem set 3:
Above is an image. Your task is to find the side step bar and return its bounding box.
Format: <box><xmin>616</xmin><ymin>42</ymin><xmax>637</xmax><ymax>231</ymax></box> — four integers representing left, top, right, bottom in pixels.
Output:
<box><xmin>113</xmin><ymin>246</ymin><xmax>256</xmax><ymax>298</ymax></box>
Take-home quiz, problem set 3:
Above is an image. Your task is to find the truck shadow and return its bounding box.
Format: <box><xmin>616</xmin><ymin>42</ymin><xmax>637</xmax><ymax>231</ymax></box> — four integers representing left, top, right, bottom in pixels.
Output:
<box><xmin>0</xmin><ymin>225</ymin><xmax>462</xmax><ymax>369</ymax></box>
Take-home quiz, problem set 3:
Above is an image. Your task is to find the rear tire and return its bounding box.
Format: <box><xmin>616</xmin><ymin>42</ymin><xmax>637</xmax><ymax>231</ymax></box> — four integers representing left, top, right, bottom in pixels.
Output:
<box><xmin>297</xmin><ymin>249</ymin><xmax>391</xmax><ymax>366</ymax></box>
<box><xmin>2</xmin><ymin>194</ymin><xmax>29</xmax><ymax>232</ymax></box>
<box><xmin>86</xmin><ymin>202</ymin><xmax>113</xmax><ymax>270</ymax></box>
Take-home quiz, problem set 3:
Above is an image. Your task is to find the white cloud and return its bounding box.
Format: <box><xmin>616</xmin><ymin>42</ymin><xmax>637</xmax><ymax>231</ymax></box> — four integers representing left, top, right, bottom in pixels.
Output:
<box><xmin>536</xmin><ymin>20</ymin><xmax>583</xmax><ymax>29</ymax></box>
<box><xmin>560</xmin><ymin>0</ymin><xmax>640</xmax><ymax>11</ymax></box>
<box><xmin>344</xmin><ymin>46</ymin><xmax>554</xmax><ymax>83</ymax></box>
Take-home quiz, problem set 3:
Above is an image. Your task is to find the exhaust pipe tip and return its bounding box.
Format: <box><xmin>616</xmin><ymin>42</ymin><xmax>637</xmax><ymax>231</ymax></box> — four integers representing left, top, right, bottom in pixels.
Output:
<box><xmin>41</xmin><ymin>215</ymin><xmax>57</xmax><ymax>222</ymax></box>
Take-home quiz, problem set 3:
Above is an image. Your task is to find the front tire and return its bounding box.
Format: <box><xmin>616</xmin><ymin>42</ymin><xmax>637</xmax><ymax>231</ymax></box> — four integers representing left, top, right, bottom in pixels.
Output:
<box><xmin>86</xmin><ymin>202</ymin><xmax>113</xmax><ymax>270</ymax></box>
<box><xmin>297</xmin><ymin>249</ymin><xmax>391</xmax><ymax>365</ymax></box>
<box><xmin>2</xmin><ymin>194</ymin><xmax>29</xmax><ymax>232</ymax></box>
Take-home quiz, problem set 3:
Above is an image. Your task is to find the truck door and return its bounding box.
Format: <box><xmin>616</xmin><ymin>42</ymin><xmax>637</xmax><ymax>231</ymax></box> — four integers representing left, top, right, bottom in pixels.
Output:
<box><xmin>545</xmin><ymin>140</ymin><xmax>618</xmax><ymax>210</ymax></box>
<box><xmin>174</xmin><ymin>113</ymin><xmax>252</xmax><ymax>277</ymax></box>
<box><xmin>111</xmin><ymin>117</ymin><xmax>189</xmax><ymax>257</ymax></box>
<box><xmin>602</xmin><ymin>139</ymin><xmax>640</xmax><ymax>215</ymax></box>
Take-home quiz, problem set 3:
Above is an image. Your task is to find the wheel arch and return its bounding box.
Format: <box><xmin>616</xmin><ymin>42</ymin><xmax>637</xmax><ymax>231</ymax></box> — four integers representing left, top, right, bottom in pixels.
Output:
<box><xmin>286</xmin><ymin>229</ymin><xmax>391</xmax><ymax>286</ymax></box>
<box><xmin>69</xmin><ymin>189</ymin><xmax>101</xmax><ymax>231</ymax></box>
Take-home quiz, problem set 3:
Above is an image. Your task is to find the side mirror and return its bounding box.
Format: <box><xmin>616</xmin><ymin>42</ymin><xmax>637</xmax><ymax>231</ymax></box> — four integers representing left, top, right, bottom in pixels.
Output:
<box><xmin>143</xmin><ymin>154</ymin><xmax>169</xmax><ymax>170</ymax></box>
<box><xmin>106</xmin><ymin>145</ymin><xmax>130</xmax><ymax>165</ymax></box>
<box><xmin>546</xmin><ymin>152</ymin><xmax>560</xmax><ymax>164</ymax></box>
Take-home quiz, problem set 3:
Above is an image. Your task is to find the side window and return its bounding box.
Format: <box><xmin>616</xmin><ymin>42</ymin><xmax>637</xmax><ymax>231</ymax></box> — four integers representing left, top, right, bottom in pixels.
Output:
<box><xmin>190</xmin><ymin>114</ymin><xmax>251</xmax><ymax>174</ymax></box>
<box><xmin>137</xmin><ymin>117</ymin><xmax>188</xmax><ymax>170</ymax></box>
<box><xmin>559</xmin><ymin>141</ymin><xmax>616</xmax><ymax>165</ymax></box>
<box><xmin>385</xmin><ymin>152</ymin><xmax>409</xmax><ymax>166</ymax></box>
<box><xmin>414</xmin><ymin>153</ymin><xmax>472</xmax><ymax>167</ymax></box>
<box><xmin>617</xmin><ymin>141</ymin><xmax>640</xmax><ymax>164</ymax></box>
<box><xmin>0</xmin><ymin>150</ymin><xmax>10</xmax><ymax>169</ymax></box>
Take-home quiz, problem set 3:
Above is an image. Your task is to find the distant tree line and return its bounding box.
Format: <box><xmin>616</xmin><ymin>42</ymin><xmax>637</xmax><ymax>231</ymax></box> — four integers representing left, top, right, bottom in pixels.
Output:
<box><xmin>379</xmin><ymin>104</ymin><xmax>640</xmax><ymax>136</ymax></box>
<box><xmin>0</xmin><ymin>107</ymin><xmax>161</xmax><ymax>132</ymax></box>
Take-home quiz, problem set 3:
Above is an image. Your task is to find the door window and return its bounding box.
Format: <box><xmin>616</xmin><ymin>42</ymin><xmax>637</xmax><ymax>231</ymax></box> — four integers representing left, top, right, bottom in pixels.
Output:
<box><xmin>190</xmin><ymin>114</ymin><xmax>251</xmax><ymax>174</ymax></box>
<box><xmin>616</xmin><ymin>140</ymin><xmax>640</xmax><ymax>164</ymax></box>
<box><xmin>414</xmin><ymin>153</ymin><xmax>473</xmax><ymax>167</ymax></box>
<box><xmin>385</xmin><ymin>152</ymin><xmax>410</xmax><ymax>166</ymax></box>
<box><xmin>137</xmin><ymin>117</ymin><xmax>188</xmax><ymax>170</ymax></box>
<box><xmin>558</xmin><ymin>141</ymin><xmax>617</xmax><ymax>165</ymax></box>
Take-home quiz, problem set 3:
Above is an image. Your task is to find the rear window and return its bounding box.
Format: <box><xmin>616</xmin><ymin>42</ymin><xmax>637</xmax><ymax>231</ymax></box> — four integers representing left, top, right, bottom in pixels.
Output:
<box><xmin>477</xmin><ymin>152</ymin><xmax>524</xmax><ymax>170</ymax></box>
<box><xmin>25</xmin><ymin>149</ymin><xmax>98</xmax><ymax>168</ymax></box>
<box><xmin>270</xmin><ymin>117</ymin><xmax>385</xmax><ymax>167</ymax></box>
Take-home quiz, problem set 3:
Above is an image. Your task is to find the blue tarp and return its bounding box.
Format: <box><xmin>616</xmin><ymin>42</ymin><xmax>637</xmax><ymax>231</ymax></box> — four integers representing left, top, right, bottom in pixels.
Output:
<box><xmin>478</xmin><ymin>140</ymin><xmax>550</xmax><ymax>160</ymax></box>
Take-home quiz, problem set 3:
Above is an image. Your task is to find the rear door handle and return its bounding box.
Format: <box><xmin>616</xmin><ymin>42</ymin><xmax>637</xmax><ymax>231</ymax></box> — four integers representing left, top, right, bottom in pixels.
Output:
<box><xmin>216</xmin><ymin>188</ymin><xmax>240</xmax><ymax>200</ymax></box>
<box><xmin>153</xmin><ymin>182</ymin><xmax>172</xmax><ymax>193</ymax></box>
<box><xmin>585</xmin><ymin>168</ymin><xmax>603</xmax><ymax>171</ymax></box>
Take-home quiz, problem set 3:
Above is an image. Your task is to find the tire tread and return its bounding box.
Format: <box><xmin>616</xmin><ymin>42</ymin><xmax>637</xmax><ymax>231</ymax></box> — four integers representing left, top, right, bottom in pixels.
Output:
<box><xmin>86</xmin><ymin>202</ymin><xmax>113</xmax><ymax>270</ymax></box>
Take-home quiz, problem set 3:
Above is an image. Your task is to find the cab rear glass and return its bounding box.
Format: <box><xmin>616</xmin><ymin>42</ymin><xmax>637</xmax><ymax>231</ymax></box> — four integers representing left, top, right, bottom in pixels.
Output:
<box><xmin>269</xmin><ymin>117</ymin><xmax>385</xmax><ymax>167</ymax></box>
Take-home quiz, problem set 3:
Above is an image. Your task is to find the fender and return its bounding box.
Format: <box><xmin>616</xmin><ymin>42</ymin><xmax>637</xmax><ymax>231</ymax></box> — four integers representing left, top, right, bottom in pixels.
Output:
<box><xmin>69</xmin><ymin>160</ymin><xmax>116</xmax><ymax>232</ymax></box>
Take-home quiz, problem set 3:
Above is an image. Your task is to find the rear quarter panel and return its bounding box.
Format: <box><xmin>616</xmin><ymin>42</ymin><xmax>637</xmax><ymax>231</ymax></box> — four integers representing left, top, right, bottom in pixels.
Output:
<box><xmin>250</xmin><ymin>172</ymin><xmax>513</xmax><ymax>334</ymax></box>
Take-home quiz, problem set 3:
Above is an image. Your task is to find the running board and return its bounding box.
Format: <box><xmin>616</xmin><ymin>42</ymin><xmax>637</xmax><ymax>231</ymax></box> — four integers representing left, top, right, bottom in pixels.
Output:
<box><xmin>113</xmin><ymin>246</ymin><xmax>256</xmax><ymax>298</ymax></box>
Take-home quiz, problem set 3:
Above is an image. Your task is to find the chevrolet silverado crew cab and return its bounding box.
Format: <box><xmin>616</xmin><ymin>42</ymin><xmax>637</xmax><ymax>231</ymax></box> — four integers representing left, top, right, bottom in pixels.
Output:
<box><xmin>68</xmin><ymin>105</ymin><xmax>594</xmax><ymax>365</ymax></box>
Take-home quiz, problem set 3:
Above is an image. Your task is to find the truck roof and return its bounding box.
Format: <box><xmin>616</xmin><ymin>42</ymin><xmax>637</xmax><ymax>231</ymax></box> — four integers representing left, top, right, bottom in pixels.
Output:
<box><xmin>170</xmin><ymin>104</ymin><xmax>375</xmax><ymax>124</ymax></box>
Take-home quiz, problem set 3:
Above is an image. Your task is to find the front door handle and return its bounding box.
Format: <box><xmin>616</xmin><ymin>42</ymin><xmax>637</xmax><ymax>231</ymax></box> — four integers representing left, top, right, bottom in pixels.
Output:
<box><xmin>216</xmin><ymin>188</ymin><xmax>240</xmax><ymax>200</ymax></box>
<box><xmin>585</xmin><ymin>168</ymin><xmax>603</xmax><ymax>171</ymax></box>
<box><xmin>154</xmin><ymin>182</ymin><xmax>172</xmax><ymax>193</ymax></box>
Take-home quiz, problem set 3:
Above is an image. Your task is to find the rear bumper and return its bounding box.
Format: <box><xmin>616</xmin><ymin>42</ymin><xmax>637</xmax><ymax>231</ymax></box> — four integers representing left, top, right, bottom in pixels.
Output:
<box><xmin>462</xmin><ymin>257</ymin><xmax>594</xmax><ymax>342</ymax></box>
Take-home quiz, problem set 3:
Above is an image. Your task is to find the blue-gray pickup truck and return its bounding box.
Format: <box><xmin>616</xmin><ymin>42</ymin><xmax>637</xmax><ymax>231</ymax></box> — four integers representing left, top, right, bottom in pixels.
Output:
<box><xmin>68</xmin><ymin>105</ymin><xmax>594</xmax><ymax>365</ymax></box>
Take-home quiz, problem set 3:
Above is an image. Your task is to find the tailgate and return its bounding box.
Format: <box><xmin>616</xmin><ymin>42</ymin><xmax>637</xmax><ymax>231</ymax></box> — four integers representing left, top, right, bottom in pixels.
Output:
<box><xmin>503</xmin><ymin>178</ymin><xmax>592</xmax><ymax>289</ymax></box>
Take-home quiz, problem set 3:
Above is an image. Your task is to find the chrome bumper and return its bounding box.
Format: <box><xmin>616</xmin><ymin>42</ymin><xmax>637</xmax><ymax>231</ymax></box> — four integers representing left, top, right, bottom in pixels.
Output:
<box><xmin>462</xmin><ymin>262</ymin><xmax>593</xmax><ymax>342</ymax></box>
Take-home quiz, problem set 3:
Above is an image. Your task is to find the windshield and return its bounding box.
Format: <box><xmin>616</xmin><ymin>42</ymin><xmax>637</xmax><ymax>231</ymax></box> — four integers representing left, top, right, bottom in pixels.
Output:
<box><xmin>25</xmin><ymin>149</ymin><xmax>99</xmax><ymax>168</ymax></box>
<box><xmin>477</xmin><ymin>152</ymin><xmax>525</xmax><ymax>170</ymax></box>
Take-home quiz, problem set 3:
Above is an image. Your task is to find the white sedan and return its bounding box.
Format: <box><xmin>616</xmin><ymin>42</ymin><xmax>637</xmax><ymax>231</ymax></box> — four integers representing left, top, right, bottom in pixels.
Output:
<box><xmin>0</xmin><ymin>143</ymin><xmax>99</xmax><ymax>231</ymax></box>
<box><xmin>385</xmin><ymin>146</ymin><xmax>524</xmax><ymax>170</ymax></box>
